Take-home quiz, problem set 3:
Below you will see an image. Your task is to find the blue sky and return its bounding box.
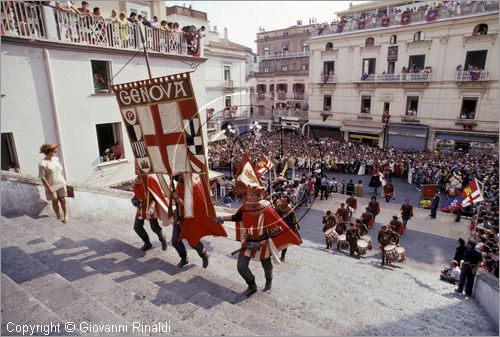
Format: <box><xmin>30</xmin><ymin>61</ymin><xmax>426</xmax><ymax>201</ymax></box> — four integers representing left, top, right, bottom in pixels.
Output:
<box><xmin>167</xmin><ymin>1</ymin><xmax>370</xmax><ymax>51</ymax></box>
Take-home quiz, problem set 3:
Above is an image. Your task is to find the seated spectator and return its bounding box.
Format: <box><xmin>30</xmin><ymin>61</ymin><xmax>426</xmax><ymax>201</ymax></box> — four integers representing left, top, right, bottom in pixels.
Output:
<box><xmin>440</xmin><ymin>260</ymin><xmax>461</xmax><ymax>284</ymax></box>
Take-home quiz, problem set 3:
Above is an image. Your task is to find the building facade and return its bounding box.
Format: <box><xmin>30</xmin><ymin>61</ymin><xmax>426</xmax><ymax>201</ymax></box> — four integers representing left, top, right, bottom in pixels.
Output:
<box><xmin>308</xmin><ymin>0</ymin><xmax>499</xmax><ymax>151</ymax></box>
<box><xmin>1</xmin><ymin>1</ymin><xmax>206</xmax><ymax>185</ymax></box>
<box><xmin>252</xmin><ymin>23</ymin><xmax>317</xmax><ymax>132</ymax></box>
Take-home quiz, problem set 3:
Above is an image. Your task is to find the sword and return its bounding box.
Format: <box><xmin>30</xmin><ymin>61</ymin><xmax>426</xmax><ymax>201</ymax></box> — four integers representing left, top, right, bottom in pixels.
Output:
<box><xmin>230</xmin><ymin>227</ymin><xmax>282</xmax><ymax>256</ymax></box>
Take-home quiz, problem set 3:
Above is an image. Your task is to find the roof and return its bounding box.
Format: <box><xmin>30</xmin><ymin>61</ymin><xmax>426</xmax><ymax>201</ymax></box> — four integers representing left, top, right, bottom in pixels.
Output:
<box><xmin>208</xmin><ymin>40</ymin><xmax>253</xmax><ymax>53</ymax></box>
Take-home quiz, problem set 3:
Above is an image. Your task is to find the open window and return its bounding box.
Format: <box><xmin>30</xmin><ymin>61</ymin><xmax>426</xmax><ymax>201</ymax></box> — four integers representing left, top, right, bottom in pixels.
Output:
<box><xmin>91</xmin><ymin>60</ymin><xmax>111</xmax><ymax>93</ymax></box>
<box><xmin>365</xmin><ymin>37</ymin><xmax>375</xmax><ymax>47</ymax></box>
<box><xmin>460</xmin><ymin>98</ymin><xmax>478</xmax><ymax>119</ymax></box>
<box><xmin>323</xmin><ymin>95</ymin><xmax>332</xmax><ymax>111</ymax></box>
<box><xmin>361</xmin><ymin>96</ymin><xmax>371</xmax><ymax>113</ymax></box>
<box><xmin>413</xmin><ymin>31</ymin><xmax>425</xmax><ymax>42</ymax></box>
<box><xmin>223</xmin><ymin>65</ymin><xmax>231</xmax><ymax>80</ymax></box>
<box><xmin>325</xmin><ymin>42</ymin><xmax>333</xmax><ymax>51</ymax></box>
<box><xmin>323</xmin><ymin>61</ymin><xmax>335</xmax><ymax>75</ymax></box>
<box><xmin>405</xmin><ymin>96</ymin><xmax>419</xmax><ymax>116</ymax></box>
<box><xmin>408</xmin><ymin>54</ymin><xmax>425</xmax><ymax>70</ymax></box>
<box><xmin>464</xmin><ymin>50</ymin><xmax>487</xmax><ymax>70</ymax></box>
<box><xmin>390</xmin><ymin>34</ymin><xmax>397</xmax><ymax>44</ymax></box>
<box><xmin>257</xmin><ymin>84</ymin><xmax>266</xmax><ymax>93</ymax></box>
<box><xmin>1</xmin><ymin>132</ymin><xmax>20</xmax><ymax>171</ymax></box>
<box><xmin>473</xmin><ymin>24</ymin><xmax>488</xmax><ymax>36</ymax></box>
<box><xmin>96</xmin><ymin>122</ymin><xmax>124</xmax><ymax>162</ymax></box>
<box><xmin>362</xmin><ymin>58</ymin><xmax>376</xmax><ymax>74</ymax></box>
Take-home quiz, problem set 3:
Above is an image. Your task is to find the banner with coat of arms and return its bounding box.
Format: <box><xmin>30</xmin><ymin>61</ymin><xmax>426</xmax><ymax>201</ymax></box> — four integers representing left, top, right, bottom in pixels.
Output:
<box><xmin>112</xmin><ymin>73</ymin><xmax>212</xmax><ymax>218</ymax></box>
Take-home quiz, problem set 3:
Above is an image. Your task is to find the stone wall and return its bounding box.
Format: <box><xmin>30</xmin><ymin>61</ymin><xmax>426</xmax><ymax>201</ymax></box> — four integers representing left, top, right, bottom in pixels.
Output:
<box><xmin>473</xmin><ymin>269</ymin><xmax>499</xmax><ymax>328</ymax></box>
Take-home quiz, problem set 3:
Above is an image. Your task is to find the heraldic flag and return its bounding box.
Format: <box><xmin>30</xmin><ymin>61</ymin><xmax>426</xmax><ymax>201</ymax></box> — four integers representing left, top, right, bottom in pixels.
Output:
<box><xmin>234</xmin><ymin>153</ymin><xmax>262</xmax><ymax>195</ymax></box>
<box><xmin>254</xmin><ymin>155</ymin><xmax>273</xmax><ymax>178</ymax></box>
<box><xmin>440</xmin><ymin>178</ymin><xmax>484</xmax><ymax>212</ymax></box>
<box><xmin>112</xmin><ymin>73</ymin><xmax>225</xmax><ymax>242</ymax></box>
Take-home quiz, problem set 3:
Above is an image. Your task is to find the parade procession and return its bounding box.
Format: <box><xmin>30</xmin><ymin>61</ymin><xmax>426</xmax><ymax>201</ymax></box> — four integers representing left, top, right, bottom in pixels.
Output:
<box><xmin>1</xmin><ymin>0</ymin><xmax>499</xmax><ymax>336</ymax></box>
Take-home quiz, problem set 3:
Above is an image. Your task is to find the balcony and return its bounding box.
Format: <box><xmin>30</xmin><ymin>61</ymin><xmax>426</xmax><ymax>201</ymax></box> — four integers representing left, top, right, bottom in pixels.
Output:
<box><xmin>315</xmin><ymin>1</ymin><xmax>499</xmax><ymax>36</ymax></box>
<box><xmin>273</xmin><ymin>109</ymin><xmax>307</xmax><ymax>118</ymax></box>
<box><xmin>0</xmin><ymin>2</ymin><xmax>200</xmax><ymax>57</ymax></box>
<box><xmin>456</xmin><ymin>70</ymin><xmax>490</xmax><ymax>82</ymax></box>
<box><xmin>258</xmin><ymin>51</ymin><xmax>309</xmax><ymax>62</ymax></box>
<box><xmin>355</xmin><ymin>72</ymin><xmax>431</xmax><ymax>83</ymax></box>
<box><xmin>319</xmin><ymin>75</ymin><xmax>336</xmax><ymax>84</ymax></box>
<box><xmin>223</xmin><ymin>80</ymin><xmax>234</xmax><ymax>88</ymax></box>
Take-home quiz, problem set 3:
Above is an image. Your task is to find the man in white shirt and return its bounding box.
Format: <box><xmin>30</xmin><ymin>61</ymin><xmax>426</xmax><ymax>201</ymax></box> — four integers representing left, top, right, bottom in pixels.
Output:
<box><xmin>440</xmin><ymin>260</ymin><xmax>461</xmax><ymax>284</ymax></box>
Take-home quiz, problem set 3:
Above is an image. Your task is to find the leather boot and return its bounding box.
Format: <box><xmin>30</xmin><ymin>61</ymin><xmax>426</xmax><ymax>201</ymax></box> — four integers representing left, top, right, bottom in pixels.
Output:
<box><xmin>201</xmin><ymin>252</ymin><xmax>210</xmax><ymax>269</ymax></box>
<box><xmin>263</xmin><ymin>278</ymin><xmax>272</xmax><ymax>292</ymax></box>
<box><xmin>280</xmin><ymin>252</ymin><xmax>286</xmax><ymax>262</ymax></box>
<box><xmin>177</xmin><ymin>256</ymin><xmax>189</xmax><ymax>268</ymax></box>
<box><xmin>140</xmin><ymin>241</ymin><xmax>152</xmax><ymax>251</ymax></box>
<box><xmin>244</xmin><ymin>280</ymin><xmax>257</xmax><ymax>297</ymax></box>
<box><xmin>160</xmin><ymin>236</ymin><xmax>168</xmax><ymax>251</ymax></box>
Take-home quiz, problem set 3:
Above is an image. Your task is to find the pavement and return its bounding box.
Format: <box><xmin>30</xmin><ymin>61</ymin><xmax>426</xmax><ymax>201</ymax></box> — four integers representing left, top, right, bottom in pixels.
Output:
<box><xmin>1</xmin><ymin>190</ymin><xmax>498</xmax><ymax>336</ymax></box>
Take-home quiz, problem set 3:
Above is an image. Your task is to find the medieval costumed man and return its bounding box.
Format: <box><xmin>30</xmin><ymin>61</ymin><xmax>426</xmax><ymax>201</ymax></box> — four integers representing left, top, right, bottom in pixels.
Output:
<box><xmin>171</xmin><ymin>174</ymin><xmax>227</xmax><ymax>268</ymax></box>
<box><xmin>217</xmin><ymin>185</ymin><xmax>301</xmax><ymax>297</ymax></box>
<box><xmin>132</xmin><ymin>165</ymin><xmax>169</xmax><ymax>251</ymax></box>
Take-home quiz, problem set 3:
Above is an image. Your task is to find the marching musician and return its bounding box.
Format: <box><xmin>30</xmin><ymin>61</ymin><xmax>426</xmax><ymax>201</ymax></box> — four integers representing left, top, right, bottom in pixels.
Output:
<box><xmin>383</xmin><ymin>179</ymin><xmax>395</xmax><ymax>202</ymax></box>
<box><xmin>218</xmin><ymin>185</ymin><xmax>301</xmax><ymax>296</ymax></box>
<box><xmin>389</xmin><ymin>215</ymin><xmax>404</xmax><ymax>236</ymax></box>
<box><xmin>322</xmin><ymin>210</ymin><xmax>336</xmax><ymax>250</ymax></box>
<box><xmin>345</xmin><ymin>194</ymin><xmax>358</xmax><ymax>217</ymax></box>
<box><xmin>378</xmin><ymin>225</ymin><xmax>399</xmax><ymax>266</ymax></box>
<box><xmin>346</xmin><ymin>222</ymin><xmax>361</xmax><ymax>256</ymax></box>
<box><xmin>336</xmin><ymin>203</ymin><xmax>350</xmax><ymax>222</ymax></box>
<box><xmin>360</xmin><ymin>207</ymin><xmax>375</xmax><ymax>229</ymax></box>
<box><xmin>368</xmin><ymin>196</ymin><xmax>381</xmax><ymax>221</ymax></box>
<box><xmin>355</xmin><ymin>218</ymin><xmax>368</xmax><ymax>236</ymax></box>
<box><xmin>400</xmin><ymin>199</ymin><xmax>414</xmax><ymax>229</ymax></box>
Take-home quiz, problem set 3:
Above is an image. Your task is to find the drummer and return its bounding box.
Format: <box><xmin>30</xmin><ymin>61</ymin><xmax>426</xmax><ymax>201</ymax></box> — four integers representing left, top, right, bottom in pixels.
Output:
<box><xmin>336</xmin><ymin>203</ymin><xmax>350</xmax><ymax>222</ymax></box>
<box><xmin>378</xmin><ymin>225</ymin><xmax>398</xmax><ymax>266</ymax></box>
<box><xmin>360</xmin><ymin>207</ymin><xmax>375</xmax><ymax>229</ymax></box>
<box><xmin>355</xmin><ymin>218</ymin><xmax>368</xmax><ymax>236</ymax></box>
<box><xmin>346</xmin><ymin>222</ymin><xmax>361</xmax><ymax>256</ymax></box>
<box><xmin>322</xmin><ymin>210</ymin><xmax>336</xmax><ymax>250</ymax></box>
<box><xmin>345</xmin><ymin>195</ymin><xmax>357</xmax><ymax>217</ymax></box>
<box><xmin>335</xmin><ymin>220</ymin><xmax>347</xmax><ymax>250</ymax></box>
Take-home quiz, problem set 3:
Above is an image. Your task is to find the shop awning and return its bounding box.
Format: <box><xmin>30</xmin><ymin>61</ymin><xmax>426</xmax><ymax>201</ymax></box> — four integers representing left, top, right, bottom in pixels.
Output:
<box><xmin>436</xmin><ymin>132</ymin><xmax>497</xmax><ymax>143</ymax></box>
<box><xmin>340</xmin><ymin>125</ymin><xmax>383</xmax><ymax>135</ymax></box>
<box><xmin>350</xmin><ymin>134</ymin><xmax>380</xmax><ymax>140</ymax></box>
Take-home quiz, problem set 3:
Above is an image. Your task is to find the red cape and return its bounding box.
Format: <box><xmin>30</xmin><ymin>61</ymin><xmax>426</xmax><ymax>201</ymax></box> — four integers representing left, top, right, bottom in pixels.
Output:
<box><xmin>178</xmin><ymin>182</ymin><xmax>227</xmax><ymax>246</ymax></box>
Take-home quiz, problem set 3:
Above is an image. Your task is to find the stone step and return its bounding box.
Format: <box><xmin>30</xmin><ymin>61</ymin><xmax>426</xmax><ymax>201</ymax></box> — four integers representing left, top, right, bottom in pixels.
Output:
<box><xmin>1</xmin><ymin>273</ymin><xmax>78</xmax><ymax>336</ymax></box>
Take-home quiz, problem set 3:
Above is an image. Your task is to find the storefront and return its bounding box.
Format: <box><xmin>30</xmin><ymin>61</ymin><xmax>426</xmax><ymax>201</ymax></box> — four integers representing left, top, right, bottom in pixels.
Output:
<box><xmin>386</xmin><ymin>123</ymin><xmax>429</xmax><ymax>151</ymax></box>
<box><xmin>340</xmin><ymin>123</ymin><xmax>383</xmax><ymax>147</ymax></box>
<box><xmin>435</xmin><ymin>131</ymin><xmax>497</xmax><ymax>153</ymax></box>
<box><xmin>308</xmin><ymin>125</ymin><xmax>342</xmax><ymax>140</ymax></box>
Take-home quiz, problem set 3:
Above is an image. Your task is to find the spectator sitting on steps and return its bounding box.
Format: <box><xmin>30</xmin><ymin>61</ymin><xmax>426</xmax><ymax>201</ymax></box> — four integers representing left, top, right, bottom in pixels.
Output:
<box><xmin>440</xmin><ymin>260</ymin><xmax>461</xmax><ymax>284</ymax></box>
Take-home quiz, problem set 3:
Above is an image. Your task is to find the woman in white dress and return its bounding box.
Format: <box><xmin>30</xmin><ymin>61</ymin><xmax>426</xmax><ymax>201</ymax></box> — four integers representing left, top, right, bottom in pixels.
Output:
<box><xmin>358</xmin><ymin>161</ymin><xmax>366</xmax><ymax>175</ymax></box>
<box><xmin>39</xmin><ymin>143</ymin><xmax>69</xmax><ymax>223</ymax></box>
<box><xmin>407</xmin><ymin>163</ymin><xmax>414</xmax><ymax>185</ymax></box>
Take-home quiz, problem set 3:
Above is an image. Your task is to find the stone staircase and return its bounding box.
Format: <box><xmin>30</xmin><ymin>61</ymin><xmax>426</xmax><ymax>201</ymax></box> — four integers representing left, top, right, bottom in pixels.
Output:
<box><xmin>1</xmin><ymin>213</ymin><xmax>498</xmax><ymax>336</ymax></box>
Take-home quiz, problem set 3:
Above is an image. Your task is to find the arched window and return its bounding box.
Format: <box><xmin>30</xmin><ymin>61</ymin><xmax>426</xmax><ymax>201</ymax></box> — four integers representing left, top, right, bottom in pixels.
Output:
<box><xmin>413</xmin><ymin>31</ymin><xmax>425</xmax><ymax>42</ymax></box>
<box><xmin>325</xmin><ymin>42</ymin><xmax>333</xmax><ymax>51</ymax></box>
<box><xmin>473</xmin><ymin>24</ymin><xmax>488</xmax><ymax>36</ymax></box>
<box><xmin>390</xmin><ymin>35</ymin><xmax>397</xmax><ymax>44</ymax></box>
<box><xmin>365</xmin><ymin>37</ymin><xmax>375</xmax><ymax>47</ymax></box>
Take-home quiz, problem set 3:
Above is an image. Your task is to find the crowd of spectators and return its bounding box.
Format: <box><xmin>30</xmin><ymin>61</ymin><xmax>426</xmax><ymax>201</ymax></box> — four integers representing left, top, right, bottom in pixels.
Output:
<box><xmin>316</xmin><ymin>1</ymin><xmax>498</xmax><ymax>36</ymax></box>
<box><xmin>1</xmin><ymin>1</ymin><xmax>205</xmax><ymax>55</ymax></box>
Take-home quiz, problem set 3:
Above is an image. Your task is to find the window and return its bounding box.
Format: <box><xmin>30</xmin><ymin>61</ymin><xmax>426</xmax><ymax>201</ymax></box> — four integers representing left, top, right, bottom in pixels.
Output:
<box><xmin>91</xmin><ymin>60</ymin><xmax>111</xmax><ymax>93</ymax></box>
<box><xmin>259</xmin><ymin>105</ymin><xmax>266</xmax><ymax>116</ymax></box>
<box><xmin>1</xmin><ymin>133</ymin><xmax>20</xmax><ymax>171</ymax></box>
<box><xmin>282</xmin><ymin>44</ymin><xmax>288</xmax><ymax>52</ymax></box>
<box><xmin>361</xmin><ymin>96</ymin><xmax>371</xmax><ymax>113</ymax></box>
<box><xmin>387</xmin><ymin>62</ymin><xmax>395</xmax><ymax>74</ymax></box>
<box><xmin>473</xmin><ymin>24</ymin><xmax>488</xmax><ymax>36</ymax></box>
<box><xmin>460</xmin><ymin>98</ymin><xmax>478</xmax><ymax>119</ymax></box>
<box><xmin>264</xmin><ymin>66</ymin><xmax>269</xmax><ymax>73</ymax></box>
<box><xmin>269</xmin><ymin>84</ymin><xmax>274</xmax><ymax>93</ymax></box>
<box><xmin>405</xmin><ymin>96</ymin><xmax>419</xmax><ymax>116</ymax></box>
<box><xmin>413</xmin><ymin>31</ymin><xmax>425</xmax><ymax>42</ymax></box>
<box><xmin>302</xmin><ymin>64</ymin><xmax>308</xmax><ymax>71</ymax></box>
<box><xmin>257</xmin><ymin>84</ymin><xmax>266</xmax><ymax>93</ymax></box>
<box><xmin>464</xmin><ymin>50</ymin><xmax>487</xmax><ymax>70</ymax></box>
<box><xmin>383</xmin><ymin>102</ymin><xmax>390</xmax><ymax>114</ymax></box>
<box><xmin>283</xmin><ymin>32</ymin><xmax>288</xmax><ymax>36</ymax></box>
<box><xmin>282</xmin><ymin>65</ymin><xmax>288</xmax><ymax>72</ymax></box>
<box><xmin>325</xmin><ymin>42</ymin><xmax>333</xmax><ymax>51</ymax></box>
<box><xmin>223</xmin><ymin>65</ymin><xmax>231</xmax><ymax>80</ymax></box>
<box><xmin>253</xmin><ymin>56</ymin><xmax>258</xmax><ymax>63</ymax></box>
<box><xmin>362</xmin><ymin>58</ymin><xmax>376</xmax><ymax>74</ymax></box>
<box><xmin>264</xmin><ymin>47</ymin><xmax>269</xmax><ymax>56</ymax></box>
<box><xmin>96</xmin><ymin>123</ymin><xmax>124</xmax><ymax>161</ymax></box>
<box><xmin>303</xmin><ymin>43</ymin><xmax>309</xmax><ymax>52</ymax></box>
<box><xmin>390</xmin><ymin>35</ymin><xmax>397</xmax><ymax>44</ymax></box>
<box><xmin>408</xmin><ymin>55</ymin><xmax>425</xmax><ymax>70</ymax></box>
<box><xmin>225</xmin><ymin>95</ymin><xmax>232</xmax><ymax>108</ymax></box>
<box><xmin>365</xmin><ymin>37</ymin><xmax>375</xmax><ymax>47</ymax></box>
<box><xmin>323</xmin><ymin>95</ymin><xmax>332</xmax><ymax>111</ymax></box>
<box><xmin>323</xmin><ymin>61</ymin><xmax>335</xmax><ymax>75</ymax></box>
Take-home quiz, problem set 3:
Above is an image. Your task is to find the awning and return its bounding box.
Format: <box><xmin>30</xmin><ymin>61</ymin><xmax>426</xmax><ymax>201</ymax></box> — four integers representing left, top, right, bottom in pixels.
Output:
<box><xmin>350</xmin><ymin>134</ymin><xmax>380</xmax><ymax>140</ymax></box>
<box><xmin>340</xmin><ymin>125</ymin><xmax>383</xmax><ymax>135</ymax></box>
<box><xmin>436</xmin><ymin>132</ymin><xmax>497</xmax><ymax>143</ymax></box>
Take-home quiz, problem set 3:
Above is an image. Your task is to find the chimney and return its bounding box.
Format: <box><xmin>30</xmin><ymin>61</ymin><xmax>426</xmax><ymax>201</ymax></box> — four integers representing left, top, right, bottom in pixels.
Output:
<box><xmin>224</xmin><ymin>27</ymin><xmax>228</xmax><ymax>40</ymax></box>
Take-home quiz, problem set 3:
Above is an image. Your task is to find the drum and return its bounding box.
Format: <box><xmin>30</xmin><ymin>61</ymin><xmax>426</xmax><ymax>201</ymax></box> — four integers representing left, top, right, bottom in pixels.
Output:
<box><xmin>324</xmin><ymin>228</ymin><xmax>339</xmax><ymax>246</ymax></box>
<box><xmin>338</xmin><ymin>234</ymin><xmax>349</xmax><ymax>250</ymax></box>
<box><xmin>384</xmin><ymin>244</ymin><xmax>398</xmax><ymax>261</ymax></box>
<box><xmin>356</xmin><ymin>239</ymin><xmax>369</xmax><ymax>255</ymax></box>
<box><xmin>396</xmin><ymin>246</ymin><xmax>406</xmax><ymax>262</ymax></box>
<box><xmin>361</xmin><ymin>235</ymin><xmax>372</xmax><ymax>250</ymax></box>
